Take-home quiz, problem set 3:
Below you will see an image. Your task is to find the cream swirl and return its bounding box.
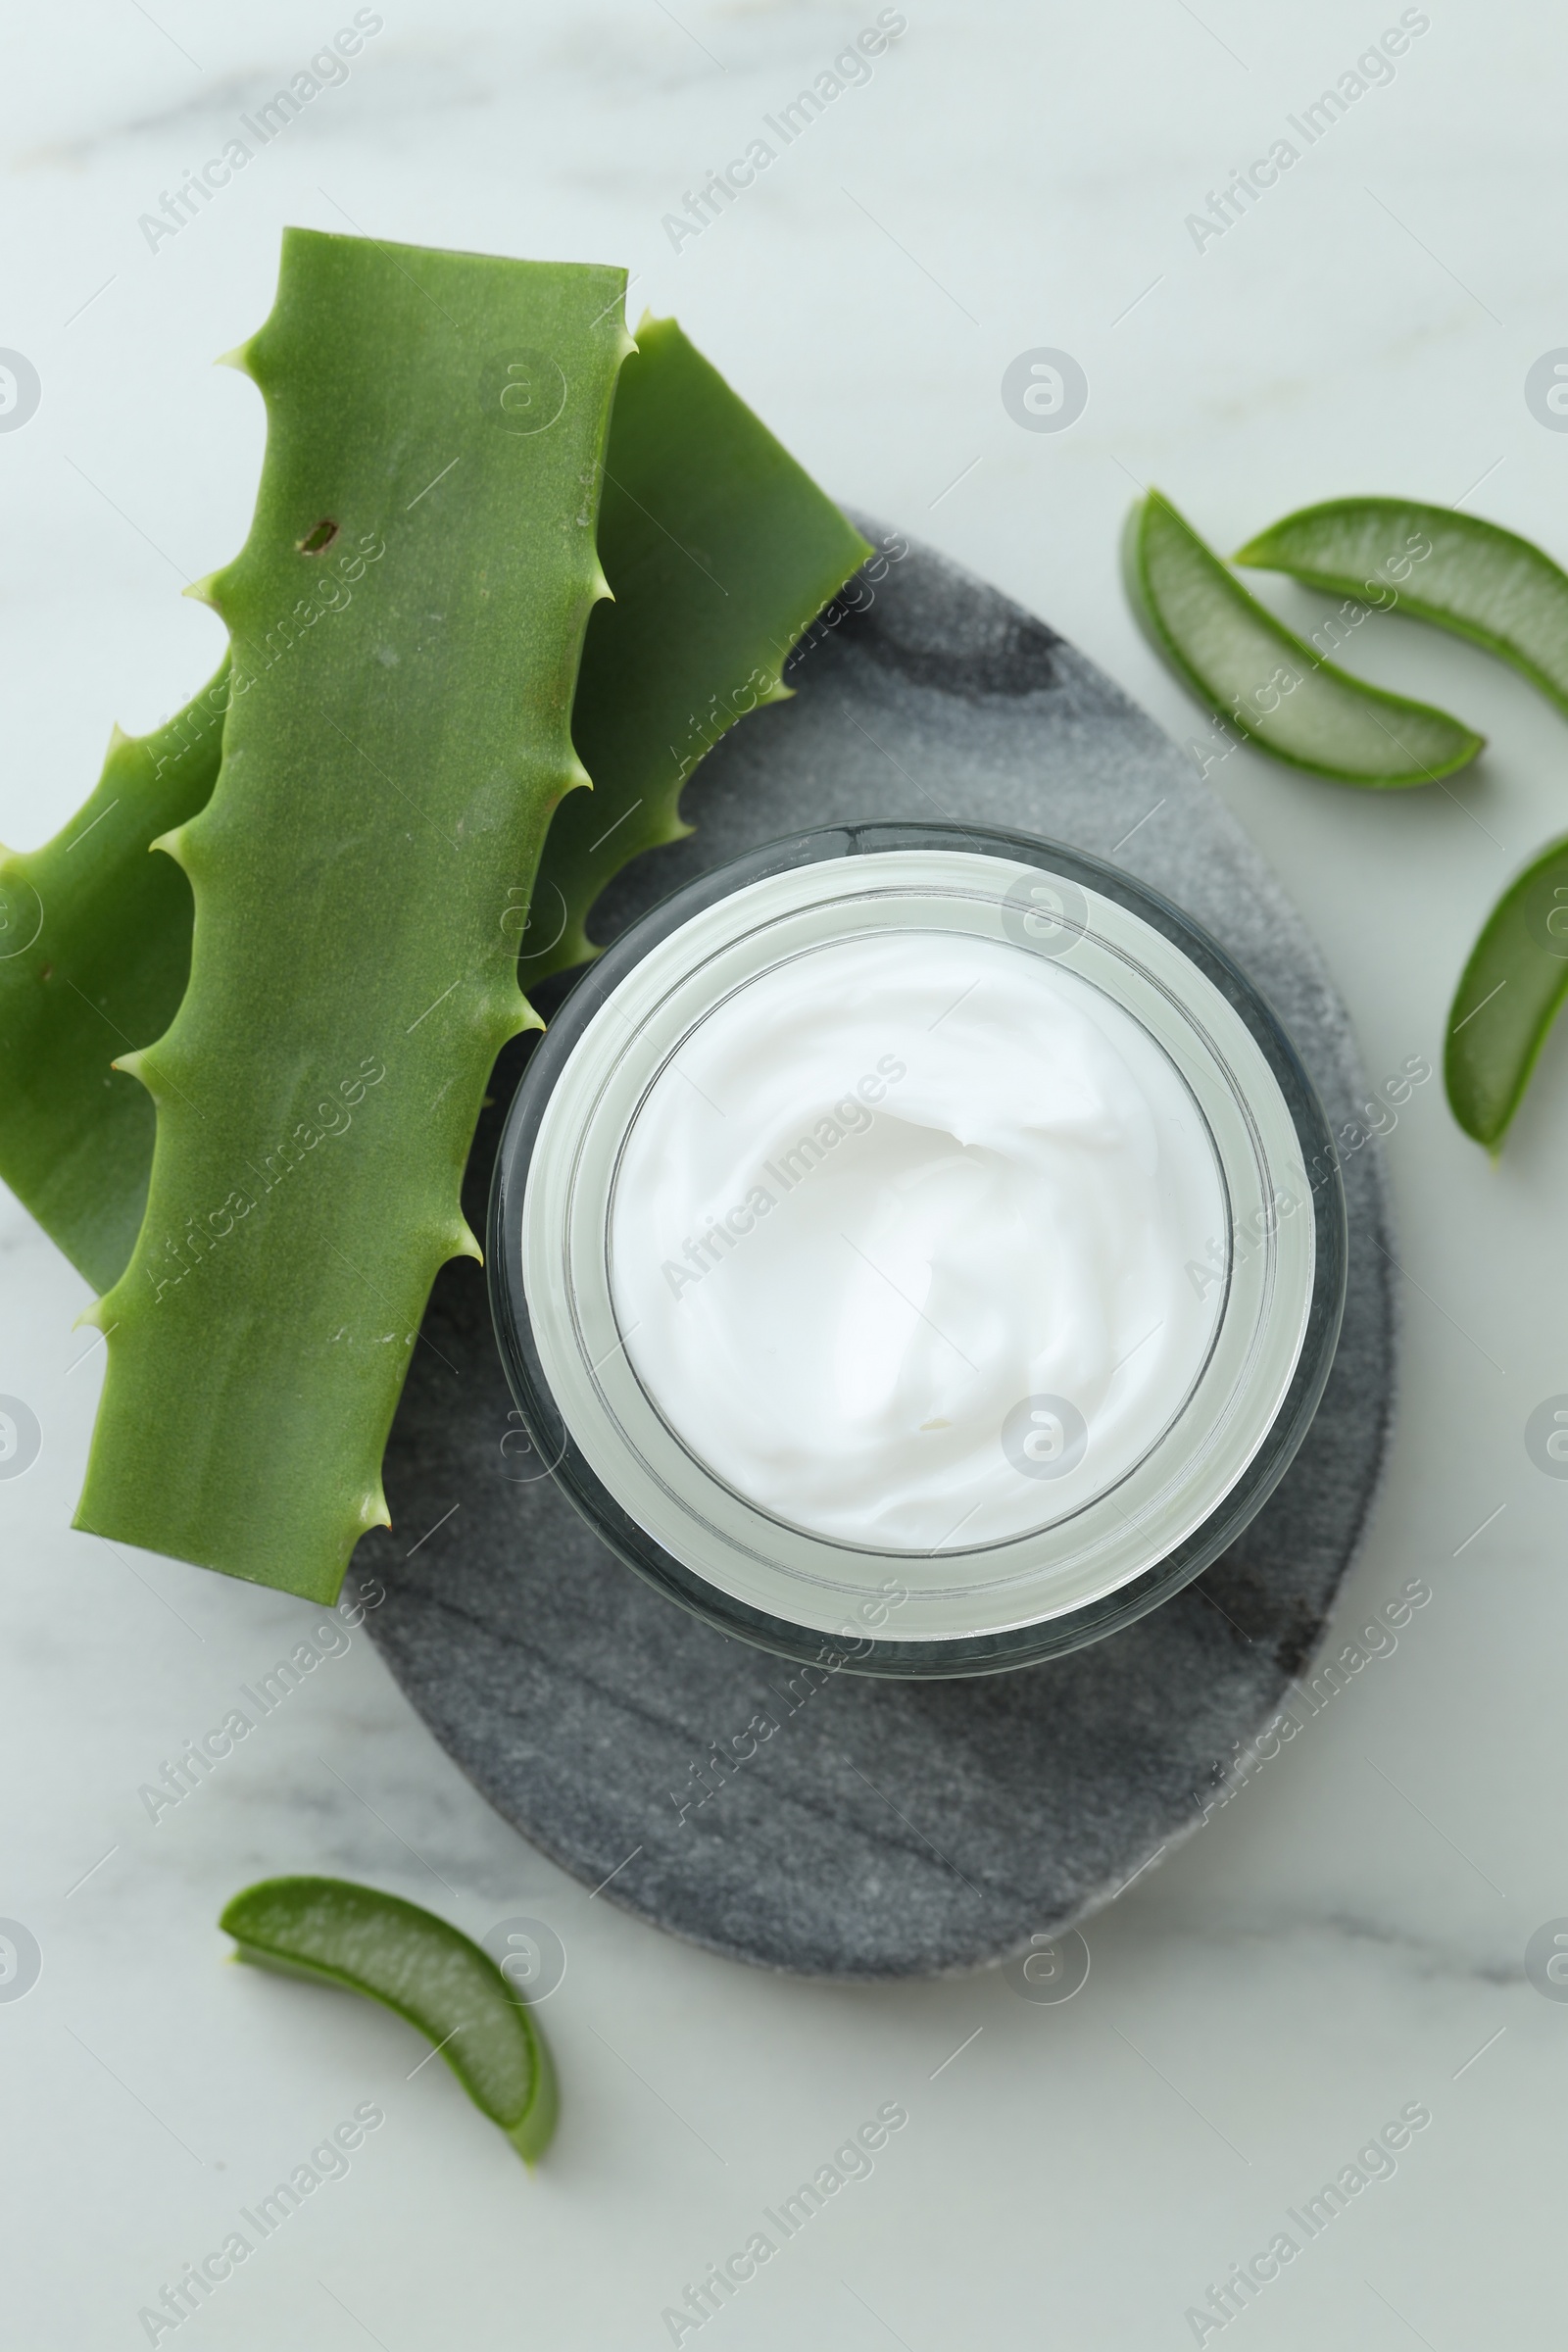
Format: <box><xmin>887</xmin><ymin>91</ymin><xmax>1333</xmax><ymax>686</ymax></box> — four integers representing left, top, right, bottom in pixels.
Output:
<box><xmin>609</xmin><ymin>928</ymin><xmax>1227</xmax><ymax>1551</ymax></box>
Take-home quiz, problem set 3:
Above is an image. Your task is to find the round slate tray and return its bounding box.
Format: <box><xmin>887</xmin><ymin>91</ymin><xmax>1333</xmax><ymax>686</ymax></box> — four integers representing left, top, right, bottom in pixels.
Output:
<box><xmin>359</xmin><ymin>523</ymin><xmax>1396</xmax><ymax>1981</ymax></box>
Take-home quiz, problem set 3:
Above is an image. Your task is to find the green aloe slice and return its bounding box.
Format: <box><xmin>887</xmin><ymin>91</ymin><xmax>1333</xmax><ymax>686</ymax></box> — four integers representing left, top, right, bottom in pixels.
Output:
<box><xmin>1236</xmin><ymin>497</ymin><xmax>1568</xmax><ymax>721</ymax></box>
<box><xmin>0</xmin><ymin>319</ymin><xmax>864</xmax><ymax>1300</ymax></box>
<box><xmin>1123</xmin><ymin>488</ymin><xmax>1484</xmax><ymax>786</ymax></box>
<box><xmin>221</xmin><ymin>1877</ymin><xmax>556</xmax><ymax>2163</ymax></box>
<box><xmin>74</xmin><ymin>227</ymin><xmax>633</xmax><ymax>1599</ymax></box>
<box><xmin>1445</xmin><ymin>833</ymin><xmax>1568</xmax><ymax>1150</ymax></box>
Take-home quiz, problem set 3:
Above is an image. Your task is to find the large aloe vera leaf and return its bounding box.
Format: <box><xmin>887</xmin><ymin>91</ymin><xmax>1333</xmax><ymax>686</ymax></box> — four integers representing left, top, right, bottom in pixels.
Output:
<box><xmin>0</xmin><ymin>672</ymin><xmax>227</xmax><ymax>1292</ymax></box>
<box><xmin>1123</xmin><ymin>488</ymin><xmax>1484</xmax><ymax>786</ymax></box>
<box><xmin>527</xmin><ymin>314</ymin><xmax>871</xmax><ymax>981</ymax></box>
<box><xmin>74</xmin><ymin>227</ymin><xmax>632</xmax><ymax>1599</ymax></box>
<box><xmin>1236</xmin><ymin>498</ymin><xmax>1568</xmax><ymax>722</ymax></box>
<box><xmin>0</xmin><ymin>325</ymin><xmax>865</xmax><ymax>1292</ymax></box>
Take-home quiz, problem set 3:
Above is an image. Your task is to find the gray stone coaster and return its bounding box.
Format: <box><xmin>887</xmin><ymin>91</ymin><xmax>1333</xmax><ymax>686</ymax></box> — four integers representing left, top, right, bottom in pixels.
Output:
<box><xmin>359</xmin><ymin>523</ymin><xmax>1395</xmax><ymax>1981</ymax></box>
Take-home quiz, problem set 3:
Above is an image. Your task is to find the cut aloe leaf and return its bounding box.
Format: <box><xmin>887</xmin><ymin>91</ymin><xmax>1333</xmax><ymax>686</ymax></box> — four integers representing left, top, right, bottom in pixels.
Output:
<box><xmin>0</xmin><ymin>321</ymin><xmax>863</xmax><ymax>1301</ymax></box>
<box><xmin>74</xmin><ymin>228</ymin><xmax>632</xmax><ymax>1599</ymax></box>
<box><xmin>221</xmin><ymin>1877</ymin><xmax>556</xmax><ymax>2163</ymax></box>
<box><xmin>1237</xmin><ymin>497</ymin><xmax>1568</xmax><ymax>722</ymax></box>
<box><xmin>1123</xmin><ymin>489</ymin><xmax>1484</xmax><ymax>787</ymax></box>
<box><xmin>530</xmin><ymin>313</ymin><xmax>870</xmax><ymax>982</ymax></box>
<box><xmin>0</xmin><ymin>671</ymin><xmax>227</xmax><ymax>1293</ymax></box>
<box><xmin>1445</xmin><ymin>832</ymin><xmax>1568</xmax><ymax>1150</ymax></box>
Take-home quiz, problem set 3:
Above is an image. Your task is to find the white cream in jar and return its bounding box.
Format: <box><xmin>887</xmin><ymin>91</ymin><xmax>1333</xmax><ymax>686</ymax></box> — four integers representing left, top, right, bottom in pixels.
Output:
<box><xmin>502</xmin><ymin>835</ymin><xmax>1332</xmax><ymax>1670</ymax></box>
<box><xmin>609</xmin><ymin>931</ymin><xmax>1226</xmax><ymax>1551</ymax></box>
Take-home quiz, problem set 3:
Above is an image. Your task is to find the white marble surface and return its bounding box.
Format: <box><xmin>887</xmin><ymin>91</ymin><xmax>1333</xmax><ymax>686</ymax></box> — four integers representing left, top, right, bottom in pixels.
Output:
<box><xmin>0</xmin><ymin>0</ymin><xmax>1560</xmax><ymax>2342</ymax></box>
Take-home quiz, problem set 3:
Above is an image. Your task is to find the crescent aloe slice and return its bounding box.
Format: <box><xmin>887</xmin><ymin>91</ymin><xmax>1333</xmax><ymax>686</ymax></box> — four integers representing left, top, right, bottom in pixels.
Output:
<box><xmin>1236</xmin><ymin>498</ymin><xmax>1568</xmax><ymax>721</ymax></box>
<box><xmin>1123</xmin><ymin>488</ymin><xmax>1484</xmax><ymax>786</ymax></box>
<box><xmin>221</xmin><ymin>1877</ymin><xmax>556</xmax><ymax>2163</ymax></box>
<box><xmin>74</xmin><ymin>227</ymin><xmax>633</xmax><ymax>1598</ymax></box>
<box><xmin>0</xmin><ymin>320</ymin><xmax>865</xmax><ymax>1297</ymax></box>
<box><xmin>1445</xmin><ymin>833</ymin><xmax>1568</xmax><ymax>1149</ymax></box>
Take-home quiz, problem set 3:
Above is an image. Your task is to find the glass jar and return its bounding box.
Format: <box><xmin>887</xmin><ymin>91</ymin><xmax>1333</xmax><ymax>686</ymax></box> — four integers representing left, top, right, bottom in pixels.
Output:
<box><xmin>488</xmin><ymin>821</ymin><xmax>1346</xmax><ymax>1677</ymax></box>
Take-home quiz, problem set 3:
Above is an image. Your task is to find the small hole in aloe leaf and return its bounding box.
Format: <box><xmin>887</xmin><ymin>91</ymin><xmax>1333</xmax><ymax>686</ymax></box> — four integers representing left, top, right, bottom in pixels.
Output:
<box><xmin>299</xmin><ymin>517</ymin><xmax>339</xmax><ymax>554</ymax></box>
